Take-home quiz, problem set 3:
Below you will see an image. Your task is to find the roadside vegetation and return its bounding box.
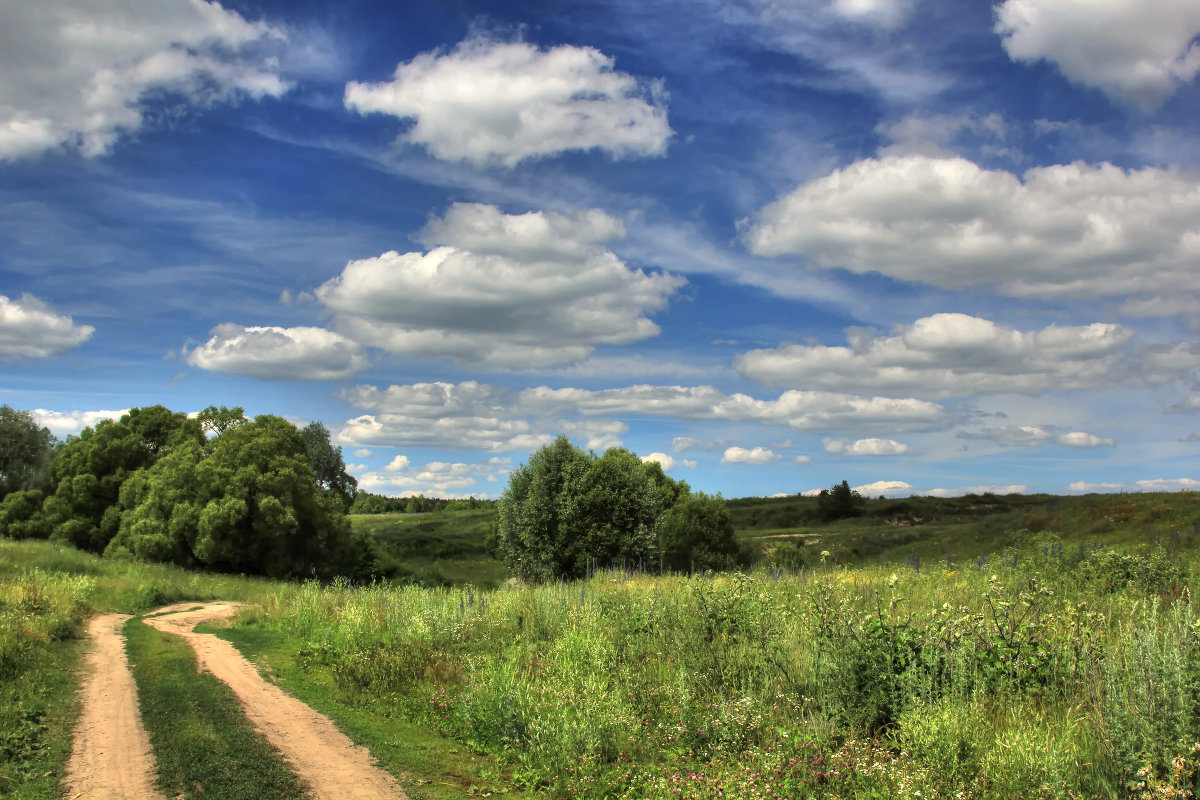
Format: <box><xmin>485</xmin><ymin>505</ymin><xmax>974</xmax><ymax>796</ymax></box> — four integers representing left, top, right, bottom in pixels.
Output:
<box><xmin>125</xmin><ymin>614</ymin><xmax>310</xmax><ymax>799</ymax></box>
<box><xmin>4</xmin><ymin>405</ymin><xmax>1200</xmax><ymax>798</ymax></box>
<box><xmin>232</xmin><ymin>521</ymin><xmax>1200</xmax><ymax>798</ymax></box>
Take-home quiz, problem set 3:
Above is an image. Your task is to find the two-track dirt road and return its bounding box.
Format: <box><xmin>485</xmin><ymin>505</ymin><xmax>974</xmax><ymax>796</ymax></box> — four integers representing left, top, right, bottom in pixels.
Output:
<box><xmin>65</xmin><ymin>602</ymin><xmax>407</xmax><ymax>800</ymax></box>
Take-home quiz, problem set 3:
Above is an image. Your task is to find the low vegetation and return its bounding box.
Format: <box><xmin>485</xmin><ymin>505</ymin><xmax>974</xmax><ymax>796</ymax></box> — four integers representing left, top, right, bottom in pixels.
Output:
<box><xmin>4</xmin><ymin>401</ymin><xmax>1200</xmax><ymax>798</ymax></box>
<box><xmin>227</xmin><ymin>498</ymin><xmax>1200</xmax><ymax>799</ymax></box>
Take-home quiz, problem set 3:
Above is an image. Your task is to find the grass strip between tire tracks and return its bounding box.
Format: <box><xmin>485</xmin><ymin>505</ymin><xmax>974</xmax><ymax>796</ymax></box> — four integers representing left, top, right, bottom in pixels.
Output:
<box><xmin>124</xmin><ymin>615</ymin><xmax>310</xmax><ymax>800</ymax></box>
<box><xmin>207</xmin><ymin>623</ymin><xmax>527</xmax><ymax>800</ymax></box>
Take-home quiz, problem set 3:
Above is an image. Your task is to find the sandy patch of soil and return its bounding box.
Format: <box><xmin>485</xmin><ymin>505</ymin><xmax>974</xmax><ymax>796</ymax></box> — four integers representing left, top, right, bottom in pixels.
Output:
<box><xmin>64</xmin><ymin>613</ymin><xmax>164</xmax><ymax>800</ymax></box>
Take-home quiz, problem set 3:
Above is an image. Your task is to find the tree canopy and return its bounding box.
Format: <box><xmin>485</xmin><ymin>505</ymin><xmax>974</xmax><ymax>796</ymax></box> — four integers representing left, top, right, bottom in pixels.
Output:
<box><xmin>817</xmin><ymin>479</ymin><xmax>866</xmax><ymax>521</ymax></box>
<box><xmin>0</xmin><ymin>405</ymin><xmax>57</xmax><ymax>497</ymax></box>
<box><xmin>496</xmin><ymin>436</ymin><xmax>739</xmax><ymax>581</ymax></box>
<box><xmin>106</xmin><ymin>415</ymin><xmax>362</xmax><ymax>578</ymax></box>
<box><xmin>0</xmin><ymin>404</ymin><xmax>367</xmax><ymax>580</ymax></box>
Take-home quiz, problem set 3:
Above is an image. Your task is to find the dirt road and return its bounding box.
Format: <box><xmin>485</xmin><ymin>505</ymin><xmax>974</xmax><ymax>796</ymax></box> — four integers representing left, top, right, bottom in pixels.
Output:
<box><xmin>65</xmin><ymin>614</ymin><xmax>164</xmax><ymax>800</ymax></box>
<box><xmin>143</xmin><ymin>602</ymin><xmax>408</xmax><ymax>800</ymax></box>
<box><xmin>66</xmin><ymin>603</ymin><xmax>407</xmax><ymax>800</ymax></box>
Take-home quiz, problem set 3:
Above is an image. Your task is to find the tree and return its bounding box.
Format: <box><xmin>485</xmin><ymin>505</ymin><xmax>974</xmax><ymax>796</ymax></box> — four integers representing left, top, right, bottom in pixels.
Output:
<box><xmin>0</xmin><ymin>406</ymin><xmax>57</xmax><ymax>498</ymax></box>
<box><xmin>106</xmin><ymin>415</ymin><xmax>364</xmax><ymax>578</ymax></box>
<box><xmin>817</xmin><ymin>479</ymin><xmax>865</xmax><ymax>521</ymax></box>
<box><xmin>197</xmin><ymin>405</ymin><xmax>247</xmax><ymax>437</ymax></box>
<box><xmin>43</xmin><ymin>406</ymin><xmax>202</xmax><ymax>552</ymax></box>
<box><xmin>497</xmin><ymin>437</ymin><xmax>665</xmax><ymax>581</ymax></box>
<box><xmin>659</xmin><ymin>491</ymin><xmax>742</xmax><ymax>571</ymax></box>
<box><xmin>299</xmin><ymin>421</ymin><xmax>357</xmax><ymax>510</ymax></box>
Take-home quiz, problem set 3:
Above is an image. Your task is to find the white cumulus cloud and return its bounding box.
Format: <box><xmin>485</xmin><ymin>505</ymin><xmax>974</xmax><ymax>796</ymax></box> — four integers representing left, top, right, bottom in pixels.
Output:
<box><xmin>823</xmin><ymin>437</ymin><xmax>912</xmax><ymax>455</ymax></box>
<box><xmin>959</xmin><ymin>425</ymin><xmax>1115</xmax><ymax>448</ymax></box>
<box><xmin>853</xmin><ymin>480</ymin><xmax>914</xmax><ymax>497</ymax></box>
<box><xmin>336</xmin><ymin>379</ymin><xmax>956</xmax><ymax>453</ymax></box>
<box><xmin>995</xmin><ymin>0</ymin><xmax>1200</xmax><ymax>110</ymax></box>
<box><xmin>742</xmin><ymin>156</ymin><xmax>1200</xmax><ymax>310</ymax></box>
<box><xmin>641</xmin><ymin>452</ymin><xmax>697</xmax><ymax>471</ymax></box>
<box><xmin>1166</xmin><ymin>397</ymin><xmax>1200</xmax><ymax>414</ymax></box>
<box><xmin>1056</xmin><ymin>431</ymin><xmax>1116</xmax><ymax>448</ymax></box>
<box><xmin>32</xmin><ymin>408</ymin><xmax>129</xmax><ymax>437</ymax></box>
<box><xmin>1069</xmin><ymin>478</ymin><xmax>1200</xmax><ymax>493</ymax></box>
<box><xmin>185</xmin><ymin>324</ymin><xmax>369</xmax><ymax>381</ymax></box>
<box><xmin>344</xmin><ymin>36</ymin><xmax>671</xmax><ymax>167</ymax></box>
<box><xmin>0</xmin><ymin>0</ymin><xmax>288</xmax><ymax>161</ymax></box>
<box><xmin>316</xmin><ymin>203</ymin><xmax>684</xmax><ymax>369</ymax></box>
<box><xmin>355</xmin><ymin>456</ymin><xmax>511</xmax><ymax>498</ymax></box>
<box><xmin>0</xmin><ymin>294</ymin><xmax>93</xmax><ymax>359</ymax></box>
<box><xmin>721</xmin><ymin>446</ymin><xmax>781</xmax><ymax>465</ymax></box>
<box><xmin>927</xmin><ymin>484</ymin><xmax>1028</xmax><ymax>498</ymax></box>
<box><xmin>734</xmin><ymin>313</ymin><xmax>1189</xmax><ymax>399</ymax></box>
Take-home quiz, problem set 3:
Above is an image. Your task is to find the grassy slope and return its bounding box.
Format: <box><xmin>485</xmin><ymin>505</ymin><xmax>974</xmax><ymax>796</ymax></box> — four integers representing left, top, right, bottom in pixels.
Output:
<box><xmin>351</xmin><ymin>492</ymin><xmax>1200</xmax><ymax>588</ymax></box>
<box><xmin>353</xmin><ymin>508</ymin><xmax>507</xmax><ymax>588</ymax></box>
<box><xmin>733</xmin><ymin>491</ymin><xmax>1200</xmax><ymax>566</ymax></box>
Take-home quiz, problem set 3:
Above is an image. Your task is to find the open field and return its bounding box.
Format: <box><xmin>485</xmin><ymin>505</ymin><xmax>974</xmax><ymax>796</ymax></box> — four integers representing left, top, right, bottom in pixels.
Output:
<box><xmin>3</xmin><ymin>491</ymin><xmax>1200</xmax><ymax>798</ymax></box>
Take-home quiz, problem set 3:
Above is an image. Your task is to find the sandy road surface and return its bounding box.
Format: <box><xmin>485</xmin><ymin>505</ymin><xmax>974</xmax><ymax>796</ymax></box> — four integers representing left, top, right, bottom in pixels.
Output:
<box><xmin>65</xmin><ymin>614</ymin><xmax>165</xmax><ymax>800</ymax></box>
<box><xmin>142</xmin><ymin>602</ymin><xmax>408</xmax><ymax>800</ymax></box>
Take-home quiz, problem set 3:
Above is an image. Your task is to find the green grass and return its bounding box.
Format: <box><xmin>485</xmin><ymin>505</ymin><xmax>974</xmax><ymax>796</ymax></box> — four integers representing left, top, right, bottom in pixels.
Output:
<box><xmin>124</xmin><ymin>616</ymin><xmax>309</xmax><ymax>800</ymax></box>
<box><xmin>352</xmin><ymin>509</ymin><xmax>508</xmax><ymax>587</ymax></box>
<box><xmin>210</xmin><ymin>621</ymin><xmax>530</xmax><ymax>800</ymax></box>
<box><xmin>238</xmin><ymin>515</ymin><xmax>1200</xmax><ymax>799</ymax></box>
<box><xmin>0</xmin><ymin>636</ymin><xmax>80</xmax><ymax>799</ymax></box>
<box><xmin>0</xmin><ymin>539</ymin><xmax>283</xmax><ymax>797</ymax></box>
<box><xmin>741</xmin><ymin>491</ymin><xmax>1200</xmax><ymax>568</ymax></box>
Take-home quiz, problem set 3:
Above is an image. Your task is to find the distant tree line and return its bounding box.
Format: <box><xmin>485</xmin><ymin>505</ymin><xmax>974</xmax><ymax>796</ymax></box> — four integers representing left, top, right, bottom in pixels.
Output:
<box><xmin>349</xmin><ymin>491</ymin><xmax>497</xmax><ymax>515</ymax></box>
<box><xmin>0</xmin><ymin>404</ymin><xmax>370</xmax><ymax>579</ymax></box>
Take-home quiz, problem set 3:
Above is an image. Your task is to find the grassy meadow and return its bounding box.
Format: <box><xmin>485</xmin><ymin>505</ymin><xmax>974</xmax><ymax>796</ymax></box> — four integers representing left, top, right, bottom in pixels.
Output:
<box><xmin>3</xmin><ymin>490</ymin><xmax>1200</xmax><ymax>798</ymax></box>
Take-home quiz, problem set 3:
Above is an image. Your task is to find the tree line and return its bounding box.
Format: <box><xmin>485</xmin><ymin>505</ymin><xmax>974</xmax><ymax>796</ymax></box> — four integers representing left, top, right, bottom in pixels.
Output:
<box><xmin>0</xmin><ymin>404</ymin><xmax>370</xmax><ymax>578</ymax></box>
<box><xmin>2</xmin><ymin>406</ymin><xmax>749</xmax><ymax>583</ymax></box>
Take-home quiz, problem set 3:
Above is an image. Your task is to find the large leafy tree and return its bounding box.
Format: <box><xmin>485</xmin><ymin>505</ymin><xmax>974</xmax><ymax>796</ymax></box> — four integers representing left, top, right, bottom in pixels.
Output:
<box><xmin>497</xmin><ymin>437</ymin><xmax>681</xmax><ymax>581</ymax></box>
<box><xmin>0</xmin><ymin>405</ymin><xmax>57</xmax><ymax>497</ymax></box>
<box><xmin>43</xmin><ymin>406</ymin><xmax>202</xmax><ymax>552</ymax></box>
<box><xmin>107</xmin><ymin>415</ymin><xmax>363</xmax><ymax>578</ymax></box>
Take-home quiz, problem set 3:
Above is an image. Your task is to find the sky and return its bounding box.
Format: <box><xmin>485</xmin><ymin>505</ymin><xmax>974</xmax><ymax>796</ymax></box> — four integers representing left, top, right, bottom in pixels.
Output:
<box><xmin>2</xmin><ymin>0</ymin><xmax>1199</xmax><ymax>500</ymax></box>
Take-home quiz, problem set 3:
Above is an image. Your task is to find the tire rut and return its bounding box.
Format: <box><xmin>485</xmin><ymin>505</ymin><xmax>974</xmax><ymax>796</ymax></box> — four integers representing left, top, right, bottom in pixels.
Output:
<box><xmin>142</xmin><ymin>602</ymin><xmax>407</xmax><ymax>800</ymax></box>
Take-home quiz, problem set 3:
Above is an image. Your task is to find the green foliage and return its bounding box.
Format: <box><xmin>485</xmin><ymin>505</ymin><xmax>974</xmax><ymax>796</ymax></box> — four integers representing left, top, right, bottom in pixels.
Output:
<box><xmin>1101</xmin><ymin>597</ymin><xmax>1200</xmax><ymax>793</ymax></box>
<box><xmin>299</xmin><ymin>421</ymin><xmax>357</xmax><ymax>511</ymax></box>
<box><xmin>0</xmin><ymin>490</ymin><xmax>51</xmax><ymax>540</ymax></box>
<box><xmin>44</xmin><ymin>405</ymin><xmax>202</xmax><ymax>552</ymax></box>
<box><xmin>658</xmin><ymin>491</ymin><xmax>742</xmax><ymax>571</ymax></box>
<box><xmin>497</xmin><ymin>438</ymin><xmax>665</xmax><ymax>581</ymax></box>
<box><xmin>0</xmin><ymin>406</ymin><xmax>57</xmax><ymax>498</ymax></box>
<box><xmin>106</xmin><ymin>415</ymin><xmax>363</xmax><ymax>579</ymax></box>
<box><xmin>817</xmin><ymin>479</ymin><xmax>865</xmax><ymax>521</ymax></box>
<box><xmin>124</xmin><ymin>617</ymin><xmax>310</xmax><ymax>799</ymax></box>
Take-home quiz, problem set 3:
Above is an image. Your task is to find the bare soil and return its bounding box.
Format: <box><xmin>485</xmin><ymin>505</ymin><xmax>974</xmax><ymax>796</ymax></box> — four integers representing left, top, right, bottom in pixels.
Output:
<box><xmin>65</xmin><ymin>614</ymin><xmax>164</xmax><ymax>800</ymax></box>
<box><xmin>66</xmin><ymin>603</ymin><xmax>407</xmax><ymax>800</ymax></box>
<box><xmin>143</xmin><ymin>602</ymin><xmax>407</xmax><ymax>800</ymax></box>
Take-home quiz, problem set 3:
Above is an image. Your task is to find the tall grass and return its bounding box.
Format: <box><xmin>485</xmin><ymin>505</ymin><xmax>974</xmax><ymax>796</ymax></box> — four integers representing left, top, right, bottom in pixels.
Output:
<box><xmin>235</xmin><ymin>540</ymin><xmax>1200</xmax><ymax>798</ymax></box>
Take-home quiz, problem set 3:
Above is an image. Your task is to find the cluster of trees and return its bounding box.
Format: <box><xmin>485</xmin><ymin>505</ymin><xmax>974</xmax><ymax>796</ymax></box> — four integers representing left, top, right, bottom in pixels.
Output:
<box><xmin>349</xmin><ymin>491</ymin><xmax>496</xmax><ymax>515</ymax></box>
<box><xmin>0</xmin><ymin>405</ymin><xmax>369</xmax><ymax>579</ymax></box>
<box><xmin>495</xmin><ymin>436</ymin><xmax>745</xmax><ymax>582</ymax></box>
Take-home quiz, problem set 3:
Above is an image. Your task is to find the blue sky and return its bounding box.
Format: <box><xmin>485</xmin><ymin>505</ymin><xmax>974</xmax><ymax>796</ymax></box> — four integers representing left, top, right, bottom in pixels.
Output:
<box><xmin>3</xmin><ymin>0</ymin><xmax>1199</xmax><ymax>500</ymax></box>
